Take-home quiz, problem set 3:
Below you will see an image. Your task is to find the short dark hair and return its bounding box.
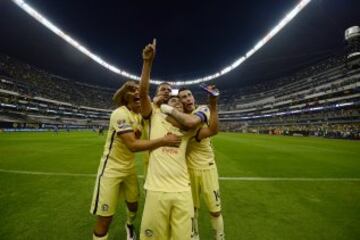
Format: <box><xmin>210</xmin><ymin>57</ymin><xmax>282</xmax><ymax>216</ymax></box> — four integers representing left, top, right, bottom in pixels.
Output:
<box><xmin>112</xmin><ymin>80</ymin><xmax>138</xmax><ymax>107</ymax></box>
<box><xmin>178</xmin><ymin>87</ymin><xmax>190</xmax><ymax>95</ymax></box>
<box><xmin>156</xmin><ymin>82</ymin><xmax>172</xmax><ymax>93</ymax></box>
<box><xmin>168</xmin><ymin>95</ymin><xmax>180</xmax><ymax>100</ymax></box>
<box><xmin>166</xmin><ymin>95</ymin><xmax>180</xmax><ymax>103</ymax></box>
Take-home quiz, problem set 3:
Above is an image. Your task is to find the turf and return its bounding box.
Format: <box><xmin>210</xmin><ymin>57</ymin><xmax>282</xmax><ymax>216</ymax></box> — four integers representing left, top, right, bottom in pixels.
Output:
<box><xmin>0</xmin><ymin>131</ymin><xmax>359</xmax><ymax>240</ymax></box>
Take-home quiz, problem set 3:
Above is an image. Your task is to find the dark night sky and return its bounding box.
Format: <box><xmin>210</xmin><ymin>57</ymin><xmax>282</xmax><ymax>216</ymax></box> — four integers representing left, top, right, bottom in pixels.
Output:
<box><xmin>0</xmin><ymin>0</ymin><xmax>359</xmax><ymax>89</ymax></box>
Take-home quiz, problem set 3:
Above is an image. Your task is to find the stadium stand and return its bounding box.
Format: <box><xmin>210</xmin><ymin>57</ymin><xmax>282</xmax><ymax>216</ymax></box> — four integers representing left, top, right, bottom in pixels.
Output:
<box><xmin>0</xmin><ymin>53</ymin><xmax>359</xmax><ymax>139</ymax></box>
<box><xmin>0</xmin><ymin>54</ymin><xmax>112</xmax><ymax>131</ymax></box>
<box><xmin>217</xmin><ymin>56</ymin><xmax>360</xmax><ymax>140</ymax></box>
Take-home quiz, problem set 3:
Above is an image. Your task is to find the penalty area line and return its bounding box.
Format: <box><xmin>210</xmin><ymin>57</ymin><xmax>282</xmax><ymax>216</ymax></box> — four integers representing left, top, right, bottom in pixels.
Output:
<box><xmin>1</xmin><ymin>169</ymin><xmax>360</xmax><ymax>182</ymax></box>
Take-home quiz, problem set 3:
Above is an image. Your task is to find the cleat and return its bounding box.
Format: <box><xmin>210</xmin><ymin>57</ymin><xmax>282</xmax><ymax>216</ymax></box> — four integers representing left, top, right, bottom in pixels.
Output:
<box><xmin>125</xmin><ymin>224</ymin><xmax>137</xmax><ymax>240</ymax></box>
<box><xmin>215</xmin><ymin>233</ymin><xmax>225</xmax><ymax>240</ymax></box>
<box><xmin>192</xmin><ymin>234</ymin><xmax>200</xmax><ymax>240</ymax></box>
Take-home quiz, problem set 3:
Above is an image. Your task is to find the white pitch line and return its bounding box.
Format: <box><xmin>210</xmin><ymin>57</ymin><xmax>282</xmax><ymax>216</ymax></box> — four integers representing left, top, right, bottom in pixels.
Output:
<box><xmin>1</xmin><ymin>169</ymin><xmax>360</xmax><ymax>182</ymax></box>
<box><xmin>219</xmin><ymin>177</ymin><xmax>360</xmax><ymax>182</ymax></box>
<box><xmin>0</xmin><ymin>168</ymin><xmax>96</xmax><ymax>177</ymax></box>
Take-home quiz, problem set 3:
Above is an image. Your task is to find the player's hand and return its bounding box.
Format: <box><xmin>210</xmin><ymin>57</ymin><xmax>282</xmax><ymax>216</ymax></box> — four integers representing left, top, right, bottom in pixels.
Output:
<box><xmin>200</xmin><ymin>83</ymin><xmax>220</xmax><ymax>97</ymax></box>
<box><xmin>162</xmin><ymin>132</ymin><xmax>181</xmax><ymax>147</ymax></box>
<box><xmin>153</xmin><ymin>94</ymin><xmax>167</xmax><ymax>105</ymax></box>
<box><xmin>208</xmin><ymin>85</ymin><xmax>220</xmax><ymax>101</ymax></box>
<box><xmin>142</xmin><ymin>38</ymin><xmax>156</xmax><ymax>62</ymax></box>
<box><xmin>134</xmin><ymin>129</ymin><xmax>142</xmax><ymax>139</ymax></box>
<box><xmin>160</xmin><ymin>104</ymin><xmax>175</xmax><ymax>115</ymax></box>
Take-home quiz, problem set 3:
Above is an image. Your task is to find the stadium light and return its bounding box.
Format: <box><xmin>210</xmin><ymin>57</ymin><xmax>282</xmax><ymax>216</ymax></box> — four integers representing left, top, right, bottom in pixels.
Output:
<box><xmin>11</xmin><ymin>0</ymin><xmax>311</xmax><ymax>85</ymax></box>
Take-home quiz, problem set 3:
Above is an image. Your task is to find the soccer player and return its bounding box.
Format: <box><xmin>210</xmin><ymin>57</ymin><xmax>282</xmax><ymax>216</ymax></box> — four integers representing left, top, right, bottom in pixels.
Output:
<box><xmin>139</xmin><ymin>39</ymin><xmax>194</xmax><ymax>239</ymax></box>
<box><xmin>90</xmin><ymin>80</ymin><xmax>181</xmax><ymax>240</ymax></box>
<box><xmin>153</xmin><ymin>82</ymin><xmax>172</xmax><ymax>107</ymax></box>
<box><xmin>138</xmin><ymin>40</ymin><xmax>219</xmax><ymax>240</ymax></box>
<box><xmin>142</xmin><ymin>81</ymin><xmax>173</xmax><ymax>177</ymax></box>
<box><xmin>162</xmin><ymin>87</ymin><xmax>224</xmax><ymax>240</ymax></box>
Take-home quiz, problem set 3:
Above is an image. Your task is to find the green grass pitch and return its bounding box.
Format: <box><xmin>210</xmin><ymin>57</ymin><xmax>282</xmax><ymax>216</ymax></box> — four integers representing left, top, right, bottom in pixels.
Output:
<box><xmin>0</xmin><ymin>131</ymin><xmax>359</xmax><ymax>240</ymax></box>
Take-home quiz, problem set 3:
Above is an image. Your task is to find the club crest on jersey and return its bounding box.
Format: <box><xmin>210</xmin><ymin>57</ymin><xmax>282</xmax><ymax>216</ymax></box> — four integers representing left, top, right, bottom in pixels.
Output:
<box><xmin>199</xmin><ymin>106</ymin><xmax>208</xmax><ymax>112</ymax></box>
<box><xmin>145</xmin><ymin>229</ymin><xmax>153</xmax><ymax>237</ymax></box>
<box><xmin>117</xmin><ymin>119</ymin><xmax>130</xmax><ymax>129</ymax></box>
<box><xmin>101</xmin><ymin>204</ymin><xmax>109</xmax><ymax>212</ymax></box>
<box><xmin>117</xmin><ymin>119</ymin><xmax>126</xmax><ymax>125</ymax></box>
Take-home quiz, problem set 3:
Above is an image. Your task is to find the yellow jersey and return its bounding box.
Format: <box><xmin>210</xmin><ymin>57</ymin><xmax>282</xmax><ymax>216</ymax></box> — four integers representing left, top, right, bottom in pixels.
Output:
<box><xmin>186</xmin><ymin>105</ymin><xmax>216</xmax><ymax>169</ymax></box>
<box><xmin>144</xmin><ymin>107</ymin><xmax>195</xmax><ymax>192</ymax></box>
<box><xmin>97</xmin><ymin>106</ymin><xmax>142</xmax><ymax>177</ymax></box>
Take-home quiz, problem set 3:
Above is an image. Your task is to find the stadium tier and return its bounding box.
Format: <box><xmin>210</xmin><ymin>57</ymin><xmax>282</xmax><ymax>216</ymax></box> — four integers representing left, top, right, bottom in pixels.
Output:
<box><xmin>0</xmin><ymin>54</ymin><xmax>113</xmax><ymax>130</ymax></box>
<box><xmin>217</xmin><ymin>57</ymin><xmax>360</xmax><ymax>139</ymax></box>
<box><xmin>0</xmin><ymin>53</ymin><xmax>359</xmax><ymax>138</ymax></box>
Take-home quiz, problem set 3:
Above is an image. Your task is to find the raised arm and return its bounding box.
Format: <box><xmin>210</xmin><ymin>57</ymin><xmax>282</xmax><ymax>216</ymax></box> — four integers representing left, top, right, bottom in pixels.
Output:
<box><xmin>196</xmin><ymin>94</ymin><xmax>219</xmax><ymax>140</ymax></box>
<box><xmin>139</xmin><ymin>39</ymin><xmax>156</xmax><ymax>118</ymax></box>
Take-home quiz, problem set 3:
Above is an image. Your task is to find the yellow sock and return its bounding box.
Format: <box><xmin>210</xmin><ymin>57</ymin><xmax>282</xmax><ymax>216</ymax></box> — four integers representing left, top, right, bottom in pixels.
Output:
<box><xmin>194</xmin><ymin>208</ymin><xmax>200</xmax><ymax>236</ymax></box>
<box><xmin>210</xmin><ymin>214</ymin><xmax>225</xmax><ymax>240</ymax></box>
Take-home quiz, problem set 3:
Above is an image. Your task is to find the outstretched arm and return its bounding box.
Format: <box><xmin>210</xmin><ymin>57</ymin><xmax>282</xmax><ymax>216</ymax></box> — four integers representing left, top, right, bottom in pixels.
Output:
<box><xmin>139</xmin><ymin>39</ymin><xmax>156</xmax><ymax>118</ymax></box>
<box><xmin>161</xmin><ymin>105</ymin><xmax>203</xmax><ymax>129</ymax></box>
<box><xmin>165</xmin><ymin>115</ymin><xmax>185</xmax><ymax>129</ymax></box>
<box><xmin>197</xmin><ymin>94</ymin><xmax>219</xmax><ymax>140</ymax></box>
<box><xmin>119</xmin><ymin>131</ymin><xmax>181</xmax><ymax>152</ymax></box>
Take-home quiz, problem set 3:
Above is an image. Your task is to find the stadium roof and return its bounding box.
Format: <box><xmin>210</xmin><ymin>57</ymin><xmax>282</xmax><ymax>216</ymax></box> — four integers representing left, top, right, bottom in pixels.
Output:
<box><xmin>0</xmin><ymin>0</ymin><xmax>359</xmax><ymax>89</ymax></box>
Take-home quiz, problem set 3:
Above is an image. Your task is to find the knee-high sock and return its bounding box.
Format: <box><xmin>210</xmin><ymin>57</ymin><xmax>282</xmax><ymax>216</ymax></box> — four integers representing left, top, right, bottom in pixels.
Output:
<box><xmin>210</xmin><ymin>214</ymin><xmax>224</xmax><ymax>240</ymax></box>
<box><xmin>193</xmin><ymin>208</ymin><xmax>200</xmax><ymax>236</ymax></box>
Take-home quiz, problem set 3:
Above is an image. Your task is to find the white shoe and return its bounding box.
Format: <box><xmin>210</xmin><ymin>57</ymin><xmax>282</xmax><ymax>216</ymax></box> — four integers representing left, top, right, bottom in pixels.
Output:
<box><xmin>192</xmin><ymin>233</ymin><xmax>200</xmax><ymax>240</ymax></box>
<box><xmin>215</xmin><ymin>232</ymin><xmax>225</xmax><ymax>240</ymax></box>
<box><xmin>125</xmin><ymin>224</ymin><xmax>137</xmax><ymax>240</ymax></box>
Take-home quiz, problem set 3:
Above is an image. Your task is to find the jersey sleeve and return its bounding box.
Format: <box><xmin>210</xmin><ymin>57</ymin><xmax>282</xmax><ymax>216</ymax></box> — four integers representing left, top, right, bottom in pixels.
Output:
<box><xmin>193</xmin><ymin>105</ymin><xmax>210</xmax><ymax>124</ymax></box>
<box><xmin>112</xmin><ymin>108</ymin><xmax>133</xmax><ymax>134</ymax></box>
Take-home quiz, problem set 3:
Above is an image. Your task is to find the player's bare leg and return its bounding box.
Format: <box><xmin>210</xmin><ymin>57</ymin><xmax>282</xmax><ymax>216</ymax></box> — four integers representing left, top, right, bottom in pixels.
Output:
<box><xmin>93</xmin><ymin>216</ymin><xmax>113</xmax><ymax>240</ymax></box>
<box><xmin>210</xmin><ymin>211</ymin><xmax>225</xmax><ymax>240</ymax></box>
<box><xmin>125</xmin><ymin>201</ymin><xmax>138</xmax><ymax>240</ymax></box>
